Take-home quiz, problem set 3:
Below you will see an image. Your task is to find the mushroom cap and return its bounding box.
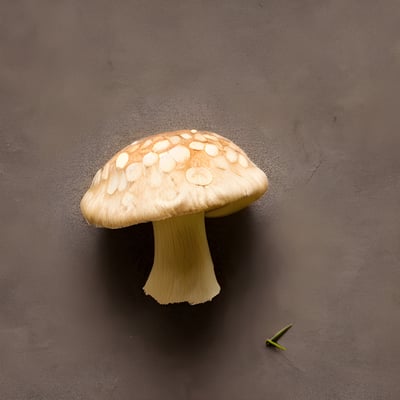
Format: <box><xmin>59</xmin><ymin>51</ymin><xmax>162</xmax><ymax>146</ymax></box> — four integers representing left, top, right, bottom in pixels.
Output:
<box><xmin>81</xmin><ymin>130</ymin><xmax>268</xmax><ymax>228</ymax></box>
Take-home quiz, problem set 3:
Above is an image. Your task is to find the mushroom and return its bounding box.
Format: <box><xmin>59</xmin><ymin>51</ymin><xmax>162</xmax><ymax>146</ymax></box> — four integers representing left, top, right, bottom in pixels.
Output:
<box><xmin>80</xmin><ymin>130</ymin><xmax>268</xmax><ymax>304</ymax></box>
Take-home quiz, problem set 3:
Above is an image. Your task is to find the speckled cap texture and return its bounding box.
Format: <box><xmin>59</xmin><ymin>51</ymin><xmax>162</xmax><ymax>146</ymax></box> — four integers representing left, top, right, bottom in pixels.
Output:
<box><xmin>80</xmin><ymin>130</ymin><xmax>268</xmax><ymax>228</ymax></box>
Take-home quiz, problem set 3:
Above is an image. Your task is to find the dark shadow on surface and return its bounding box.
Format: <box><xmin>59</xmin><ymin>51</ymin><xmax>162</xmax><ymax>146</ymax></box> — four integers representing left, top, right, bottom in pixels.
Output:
<box><xmin>98</xmin><ymin>207</ymin><xmax>272</xmax><ymax>358</ymax></box>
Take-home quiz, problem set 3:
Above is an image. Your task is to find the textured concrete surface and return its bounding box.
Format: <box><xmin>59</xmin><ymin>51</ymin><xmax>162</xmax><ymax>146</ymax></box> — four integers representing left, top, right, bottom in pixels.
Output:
<box><xmin>1</xmin><ymin>1</ymin><xmax>400</xmax><ymax>399</ymax></box>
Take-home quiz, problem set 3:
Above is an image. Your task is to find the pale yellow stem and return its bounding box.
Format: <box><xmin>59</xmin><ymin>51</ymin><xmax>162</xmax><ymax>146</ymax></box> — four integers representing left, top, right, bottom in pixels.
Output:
<box><xmin>143</xmin><ymin>212</ymin><xmax>220</xmax><ymax>305</ymax></box>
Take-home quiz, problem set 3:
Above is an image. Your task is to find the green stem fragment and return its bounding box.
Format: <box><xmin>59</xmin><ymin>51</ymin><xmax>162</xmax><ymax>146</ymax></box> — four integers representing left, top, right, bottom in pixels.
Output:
<box><xmin>265</xmin><ymin>323</ymin><xmax>293</xmax><ymax>351</ymax></box>
<box><xmin>270</xmin><ymin>324</ymin><xmax>293</xmax><ymax>342</ymax></box>
<box><xmin>265</xmin><ymin>340</ymin><xmax>287</xmax><ymax>351</ymax></box>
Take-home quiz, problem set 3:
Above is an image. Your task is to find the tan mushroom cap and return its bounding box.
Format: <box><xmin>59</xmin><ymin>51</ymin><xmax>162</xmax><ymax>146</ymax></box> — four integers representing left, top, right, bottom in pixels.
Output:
<box><xmin>81</xmin><ymin>130</ymin><xmax>268</xmax><ymax>228</ymax></box>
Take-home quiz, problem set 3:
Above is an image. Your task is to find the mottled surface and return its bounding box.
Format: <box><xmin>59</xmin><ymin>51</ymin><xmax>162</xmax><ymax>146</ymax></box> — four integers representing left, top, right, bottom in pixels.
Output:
<box><xmin>1</xmin><ymin>0</ymin><xmax>400</xmax><ymax>399</ymax></box>
<box><xmin>81</xmin><ymin>130</ymin><xmax>267</xmax><ymax>228</ymax></box>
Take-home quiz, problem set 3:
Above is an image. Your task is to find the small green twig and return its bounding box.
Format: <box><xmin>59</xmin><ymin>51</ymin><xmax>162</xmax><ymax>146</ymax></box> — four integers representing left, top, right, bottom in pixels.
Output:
<box><xmin>265</xmin><ymin>323</ymin><xmax>293</xmax><ymax>351</ymax></box>
<box><xmin>265</xmin><ymin>339</ymin><xmax>287</xmax><ymax>351</ymax></box>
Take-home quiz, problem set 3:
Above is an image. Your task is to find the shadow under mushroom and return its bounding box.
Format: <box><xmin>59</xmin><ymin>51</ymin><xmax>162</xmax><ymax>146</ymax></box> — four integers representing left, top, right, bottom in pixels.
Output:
<box><xmin>97</xmin><ymin>207</ymin><xmax>266</xmax><ymax>357</ymax></box>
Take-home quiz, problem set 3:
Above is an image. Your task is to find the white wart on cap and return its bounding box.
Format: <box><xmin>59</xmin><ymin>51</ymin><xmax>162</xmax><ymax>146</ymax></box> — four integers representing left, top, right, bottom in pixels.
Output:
<box><xmin>81</xmin><ymin>130</ymin><xmax>268</xmax><ymax>305</ymax></box>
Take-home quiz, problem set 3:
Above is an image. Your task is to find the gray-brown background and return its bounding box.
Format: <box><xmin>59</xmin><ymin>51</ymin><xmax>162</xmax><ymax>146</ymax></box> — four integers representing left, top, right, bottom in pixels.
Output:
<box><xmin>1</xmin><ymin>1</ymin><xmax>400</xmax><ymax>399</ymax></box>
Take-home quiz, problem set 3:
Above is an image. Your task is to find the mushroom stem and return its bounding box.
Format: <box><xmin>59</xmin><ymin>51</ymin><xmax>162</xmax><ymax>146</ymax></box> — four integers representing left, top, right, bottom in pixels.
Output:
<box><xmin>143</xmin><ymin>212</ymin><xmax>220</xmax><ymax>305</ymax></box>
